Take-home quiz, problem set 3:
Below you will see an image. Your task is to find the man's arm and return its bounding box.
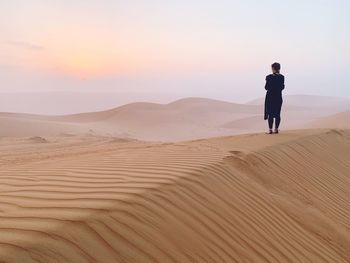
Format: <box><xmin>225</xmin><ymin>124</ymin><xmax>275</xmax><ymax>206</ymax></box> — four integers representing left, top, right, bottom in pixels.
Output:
<box><xmin>265</xmin><ymin>76</ymin><xmax>269</xmax><ymax>91</ymax></box>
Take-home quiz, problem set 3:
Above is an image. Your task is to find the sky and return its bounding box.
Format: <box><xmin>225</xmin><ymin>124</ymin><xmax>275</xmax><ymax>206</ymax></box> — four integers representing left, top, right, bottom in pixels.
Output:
<box><xmin>1</xmin><ymin>0</ymin><xmax>350</xmax><ymax>109</ymax></box>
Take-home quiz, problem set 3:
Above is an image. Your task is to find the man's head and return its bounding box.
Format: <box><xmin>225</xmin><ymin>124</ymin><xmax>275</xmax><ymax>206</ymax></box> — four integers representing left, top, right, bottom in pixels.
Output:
<box><xmin>271</xmin><ymin>62</ymin><xmax>281</xmax><ymax>74</ymax></box>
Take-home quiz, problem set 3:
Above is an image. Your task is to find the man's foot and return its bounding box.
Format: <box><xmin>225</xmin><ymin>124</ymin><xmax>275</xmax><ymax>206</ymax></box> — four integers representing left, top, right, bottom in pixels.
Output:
<box><xmin>266</xmin><ymin>129</ymin><xmax>273</xmax><ymax>134</ymax></box>
<box><xmin>273</xmin><ymin>129</ymin><xmax>279</xmax><ymax>134</ymax></box>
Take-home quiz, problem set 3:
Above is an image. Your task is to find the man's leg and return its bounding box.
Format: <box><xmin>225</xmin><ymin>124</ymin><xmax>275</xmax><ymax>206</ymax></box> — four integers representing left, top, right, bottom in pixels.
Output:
<box><xmin>268</xmin><ymin>116</ymin><xmax>274</xmax><ymax>130</ymax></box>
<box><xmin>275</xmin><ymin>116</ymin><xmax>281</xmax><ymax>129</ymax></box>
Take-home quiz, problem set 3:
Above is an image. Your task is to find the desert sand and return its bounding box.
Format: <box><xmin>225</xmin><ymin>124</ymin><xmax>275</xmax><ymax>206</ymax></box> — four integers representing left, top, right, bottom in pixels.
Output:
<box><xmin>1</xmin><ymin>128</ymin><xmax>350</xmax><ymax>262</ymax></box>
<box><xmin>1</xmin><ymin>95</ymin><xmax>350</xmax><ymax>262</ymax></box>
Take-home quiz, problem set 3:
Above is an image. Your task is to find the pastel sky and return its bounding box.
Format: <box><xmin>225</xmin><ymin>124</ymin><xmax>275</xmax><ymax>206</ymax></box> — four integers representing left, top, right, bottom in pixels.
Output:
<box><xmin>1</xmin><ymin>0</ymin><xmax>350</xmax><ymax>102</ymax></box>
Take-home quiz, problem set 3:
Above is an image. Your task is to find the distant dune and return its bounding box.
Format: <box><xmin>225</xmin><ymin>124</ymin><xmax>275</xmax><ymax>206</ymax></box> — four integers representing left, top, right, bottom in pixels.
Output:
<box><xmin>308</xmin><ymin>110</ymin><xmax>350</xmax><ymax>129</ymax></box>
<box><xmin>247</xmin><ymin>94</ymin><xmax>350</xmax><ymax>113</ymax></box>
<box><xmin>0</xmin><ymin>116</ymin><xmax>86</xmax><ymax>137</ymax></box>
<box><xmin>1</xmin><ymin>96</ymin><xmax>349</xmax><ymax>141</ymax></box>
<box><xmin>0</xmin><ymin>98</ymin><xmax>262</xmax><ymax>140</ymax></box>
<box><xmin>1</xmin><ymin>129</ymin><xmax>350</xmax><ymax>262</ymax></box>
<box><xmin>221</xmin><ymin>115</ymin><xmax>263</xmax><ymax>129</ymax></box>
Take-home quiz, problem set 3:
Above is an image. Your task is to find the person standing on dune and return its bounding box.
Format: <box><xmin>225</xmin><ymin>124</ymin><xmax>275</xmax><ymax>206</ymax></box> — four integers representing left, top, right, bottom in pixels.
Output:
<box><xmin>264</xmin><ymin>62</ymin><xmax>285</xmax><ymax>134</ymax></box>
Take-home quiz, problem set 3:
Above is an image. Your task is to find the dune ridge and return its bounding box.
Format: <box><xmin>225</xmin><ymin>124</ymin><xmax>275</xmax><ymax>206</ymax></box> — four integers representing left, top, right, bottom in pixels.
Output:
<box><xmin>1</xmin><ymin>129</ymin><xmax>350</xmax><ymax>262</ymax></box>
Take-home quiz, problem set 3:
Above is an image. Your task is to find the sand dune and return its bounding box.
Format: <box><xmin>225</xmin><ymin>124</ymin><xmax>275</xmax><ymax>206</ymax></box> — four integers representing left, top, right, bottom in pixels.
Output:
<box><xmin>0</xmin><ymin>116</ymin><xmax>87</xmax><ymax>137</ymax></box>
<box><xmin>0</xmin><ymin>98</ymin><xmax>263</xmax><ymax>141</ymax></box>
<box><xmin>1</xmin><ymin>96</ymin><xmax>341</xmax><ymax>141</ymax></box>
<box><xmin>221</xmin><ymin>115</ymin><xmax>263</xmax><ymax>130</ymax></box>
<box><xmin>1</xmin><ymin>129</ymin><xmax>350</xmax><ymax>262</ymax></box>
<box><xmin>54</xmin><ymin>97</ymin><xmax>261</xmax><ymax>124</ymax></box>
<box><xmin>220</xmin><ymin>110</ymin><xmax>332</xmax><ymax>131</ymax></box>
<box><xmin>247</xmin><ymin>94</ymin><xmax>350</xmax><ymax>112</ymax></box>
<box><xmin>308</xmin><ymin>110</ymin><xmax>350</xmax><ymax>129</ymax></box>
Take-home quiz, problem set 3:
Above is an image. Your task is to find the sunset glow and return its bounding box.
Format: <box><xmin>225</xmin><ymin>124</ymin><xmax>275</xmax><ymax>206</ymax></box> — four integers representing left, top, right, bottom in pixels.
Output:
<box><xmin>1</xmin><ymin>0</ymin><xmax>350</xmax><ymax>99</ymax></box>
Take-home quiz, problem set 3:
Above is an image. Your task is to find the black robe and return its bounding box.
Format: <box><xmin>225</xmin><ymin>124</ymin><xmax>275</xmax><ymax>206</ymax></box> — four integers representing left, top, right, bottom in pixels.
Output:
<box><xmin>264</xmin><ymin>74</ymin><xmax>285</xmax><ymax>120</ymax></box>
